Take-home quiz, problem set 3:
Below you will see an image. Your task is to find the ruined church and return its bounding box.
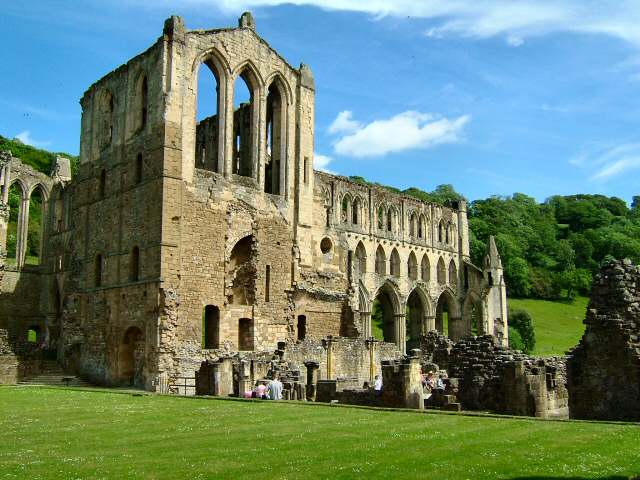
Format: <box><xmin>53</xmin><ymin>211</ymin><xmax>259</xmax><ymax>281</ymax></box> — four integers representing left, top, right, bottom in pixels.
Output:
<box><xmin>0</xmin><ymin>13</ymin><xmax>507</xmax><ymax>392</ymax></box>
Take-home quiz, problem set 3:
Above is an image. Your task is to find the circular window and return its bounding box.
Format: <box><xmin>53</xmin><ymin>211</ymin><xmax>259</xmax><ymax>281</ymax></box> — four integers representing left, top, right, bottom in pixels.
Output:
<box><xmin>320</xmin><ymin>237</ymin><xmax>333</xmax><ymax>254</ymax></box>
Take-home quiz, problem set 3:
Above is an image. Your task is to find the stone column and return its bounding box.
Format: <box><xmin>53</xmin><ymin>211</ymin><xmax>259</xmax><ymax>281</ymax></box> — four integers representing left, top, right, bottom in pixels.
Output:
<box><xmin>365</xmin><ymin>337</ymin><xmax>376</xmax><ymax>383</ymax></box>
<box><xmin>448</xmin><ymin>316</ymin><xmax>463</xmax><ymax>341</ymax></box>
<box><xmin>360</xmin><ymin>311</ymin><xmax>371</xmax><ymax>338</ymax></box>
<box><xmin>16</xmin><ymin>195</ymin><xmax>29</xmax><ymax>267</ymax></box>
<box><xmin>322</xmin><ymin>336</ymin><xmax>334</xmax><ymax>379</ymax></box>
<box><xmin>423</xmin><ymin>314</ymin><xmax>436</xmax><ymax>334</ymax></box>
<box><xmin>304</xmin><ymin>360</ymin><xmax>319</xmax><ymax>401</ymax></box>
<box><xmin>394</xmin><ymin>313</ymin><xmax>406</xmax><ymax>354</ymax></box>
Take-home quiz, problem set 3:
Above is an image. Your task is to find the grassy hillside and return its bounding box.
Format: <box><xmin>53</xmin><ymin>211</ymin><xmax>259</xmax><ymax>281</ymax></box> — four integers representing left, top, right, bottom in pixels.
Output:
<box><xmin>509</xmin><ymin>295</ymin><xmax>589</xmax><ymax>357</ymax></box>
<box><xmin>1</xmin><ymin>388</ymin><xmax>639</xmax><ymax>479</ymax></box>
<box><xmin>0</xmin><ymin>135</ymin><xmax>78</xmax><ymax>175</ymax></box>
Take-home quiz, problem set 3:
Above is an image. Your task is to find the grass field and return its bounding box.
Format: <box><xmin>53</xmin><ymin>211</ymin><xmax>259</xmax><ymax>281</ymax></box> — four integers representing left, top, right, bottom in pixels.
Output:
<box><xmin>1</xmin><ymin>387</ymin><xmax>639</xmax><ymax>479</ymax></box>
<box><xmin>509</xmin><ymin>296</ymin><xmax>589</xmax><ymax>357</ymax></box>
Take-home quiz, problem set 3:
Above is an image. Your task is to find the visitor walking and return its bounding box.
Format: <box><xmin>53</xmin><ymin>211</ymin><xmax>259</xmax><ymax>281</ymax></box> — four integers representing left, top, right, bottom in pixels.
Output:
<box><xmin>268</xmin><ymin>373</ymin><xmax>283</xmax><ymax>400</ymax></box>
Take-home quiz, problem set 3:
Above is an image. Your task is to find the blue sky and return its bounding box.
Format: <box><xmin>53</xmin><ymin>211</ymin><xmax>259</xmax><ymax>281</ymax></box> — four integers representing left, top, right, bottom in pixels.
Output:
<box><xmin>2</xmin><ymin>1</ymin><xmax>640</xmax><ymax>204</ymax></box>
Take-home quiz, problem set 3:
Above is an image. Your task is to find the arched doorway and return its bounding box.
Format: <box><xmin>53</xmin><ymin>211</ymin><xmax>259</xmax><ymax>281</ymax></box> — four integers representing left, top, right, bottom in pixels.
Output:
<box><xmin>435</xmin><ymin>290</ymin><xmax>458</xmax><ymax>337</ymax></box>
<box><xmin>405</xmin><ymin>288</ymin><xmax>428</xmax><ymax>351</ymax></box>
<box><xmin>120</xmin><ymin>327</ymin><xmax>144</xmax><ymax>388</ymax></box>
<box><xmin>463</xmin><ymin>293</ymin><xmax>485</xmax><ymax>336</ymax></box>
<box><xmin>371</xmin><ymin>283</ymin><xmax>401</xmax><ymax>346</ymax></box>
<box><xmin>371</xmin><ymin>286</ymin><xmax>397</xmax><ymax>343</ymax></box>
<box><xmin>228</xmin><ymin>235</ymin><xmax>256</xmax><ymax>305</ymax></box>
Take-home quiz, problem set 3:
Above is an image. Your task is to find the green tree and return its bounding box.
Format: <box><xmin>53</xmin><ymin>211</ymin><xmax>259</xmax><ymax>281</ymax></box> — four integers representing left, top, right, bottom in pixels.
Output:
<box><xmin>508</xmin><ymin>308</ymin><xmax>536</xmax><ymax>354</ymax></box>
<box><xmin>508</xmin><ymin>327</ymin><xmax>525</xmax><ymax>351</ymax></box>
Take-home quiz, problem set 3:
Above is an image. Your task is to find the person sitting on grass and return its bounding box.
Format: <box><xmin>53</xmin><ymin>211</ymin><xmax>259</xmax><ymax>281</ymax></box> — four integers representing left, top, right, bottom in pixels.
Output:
<box><xmin>255</xmin><ymin>382</ymin><xmax>268</xmax><ymax>400</ymax></box>
<box><xmin>268</xmin><ymin>373</ymin><xmax>283</xmax><ymax>400</ymax></box>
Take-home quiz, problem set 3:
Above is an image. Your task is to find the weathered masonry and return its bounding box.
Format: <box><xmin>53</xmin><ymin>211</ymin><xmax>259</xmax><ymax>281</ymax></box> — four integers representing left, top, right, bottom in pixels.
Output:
<box><xmin>0</xmin><ymin>13</ymin><xmax>508</xmax><ymax>391</ymax></box>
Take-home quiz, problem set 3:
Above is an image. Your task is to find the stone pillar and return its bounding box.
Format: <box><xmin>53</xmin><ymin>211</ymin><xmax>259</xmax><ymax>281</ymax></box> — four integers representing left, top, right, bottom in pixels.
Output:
<box><xmin>360</xmin><ymin>311</ymin><xmax>371</xmax><ymax>338</ymax></box>
<box><xmin>448</xmin><ymin>316</ymin><xmax>463</xmax><ymax>341</ymax></box>
<box><xmin>423</xmin><ymin>315</ymin><xmax>436</xmax><ymax>334</ymax></box>
<box><xmin>365</xmin><ymin>337</ymin><xmax>376</xmax><ymax>383</ymax></box>
<box><xmin>322</xmin><ymin>336</ymin><xmax>334</xmax><ymax>379</ymax></box>
<box><xmin>304</xmin><ymin>360</ymin><xmax>319</xmax><ymax>401</ymax></box>
<box><xmin>394</xmin><ymin>314</ymin><xmax>406</xmax><ymax>354</ymax></box>
<box><xmin>16</xmin><ymin>195</ymin><xmax>29</xmax><ymax>267</ymax></box>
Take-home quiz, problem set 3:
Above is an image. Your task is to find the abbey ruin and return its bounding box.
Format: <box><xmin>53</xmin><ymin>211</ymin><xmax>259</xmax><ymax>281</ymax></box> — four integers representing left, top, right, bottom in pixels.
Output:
<box><xmin>0</xmin><ymin>14</ymin><xmax>509</xmax><ymax>398</ymax></box>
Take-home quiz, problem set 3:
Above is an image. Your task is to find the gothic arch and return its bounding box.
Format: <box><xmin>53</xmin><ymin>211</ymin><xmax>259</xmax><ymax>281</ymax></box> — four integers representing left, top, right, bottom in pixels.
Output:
<box><xmin>375</xmin><ymin>244</ymin><xmax>386</xmax><ymax>275</ymax></box>
<box><xmin>340</xmin><ymin>193</ymin><xmax>352</xmax><ymax>224</ymax></box>
<box><xmin>463</xmin><ymin>290</ymin><xmax>486</xmax><ymax>336</ymax></box>
<box><xmin>437</xmin><ymin>257</ymin><xmax>446</xmax><ymax>284</ymax></box>
<box><xmin>231</xmin><ymin>59</ymin><xmax>265</xmax><ymax>90</ymax></box>
<box><xmin>408</xmin><ymin>251</ymin><xmax>418</xmax><ymax>280</ymax></box>
<box><xmin>264</xmin><ymin>71</ymin><xmax>293</xmax><ymax>106</ymax></box>
<box><xmin>418</xmin><ymin>214</ymin><xmax>427</xmax><ymax>240</ymax></box>
<box><xmin>449</xmin><ymin>259</ymin><xmax>458</xmax><ymax>287</ymax></box>
<box><xmin>435</xmin><ymin>288</ymin><xmax>460</xmax><ymax>336</ymax></box>
<box><xmin>192</xmin><ymin>49</ymin><xmax>229</xmax><ymax>174</ymax></box>
<box><xmin>232</xmin><ymin>62</ymin><xmax>261</xmax><ymax>178</ymax></box>
<box><xmin>355</xmin><ymin>241</ymin><xmax>367</xmax><ymax>275</ymax></box>
<box><xmin>265</xmin><ymin>75</ymin><xmax>288</xmax><ymax>195</ymax></box>
<box><xmin>420</xmin><ymin>254</ymin><xmax>430</xmax><ymax>282</ymax></box>
<box><xmin>192</xmin><ymin>47</ymin><xmax>232</xmax><ymax>77</ymax></box>
<box><xmin>372</xmin><ymin>280</ymin><xmax>403</xmax><ymax>316</ymax></box>
<box><xmin>390</xmin><ymin>248</ymin><xmax>401</xmax><ymax>277</ymax></box>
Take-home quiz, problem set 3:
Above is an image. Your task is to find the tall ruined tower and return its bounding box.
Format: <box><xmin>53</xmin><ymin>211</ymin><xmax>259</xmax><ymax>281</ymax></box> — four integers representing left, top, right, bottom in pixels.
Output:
<box><xmin>483</xmin><ymin>236</ymin><xmax>508</xmax><ymax>345</ymax></box>
<box><xmin>70</xmin><ymin>12</ymin><xmax>318</xmax><ymax>388</ymax></box>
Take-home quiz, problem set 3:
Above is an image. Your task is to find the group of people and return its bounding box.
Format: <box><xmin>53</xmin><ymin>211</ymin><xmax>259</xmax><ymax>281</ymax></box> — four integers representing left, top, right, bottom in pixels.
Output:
<box><xmin>422</xmin><ymin>370</ymin><xmax>445</xmax><ymax>398</ymax></box>
<box><xmin>245</xmin><ymin>373</ymin><xmax>284</xmax><ymax>400</ymax></box>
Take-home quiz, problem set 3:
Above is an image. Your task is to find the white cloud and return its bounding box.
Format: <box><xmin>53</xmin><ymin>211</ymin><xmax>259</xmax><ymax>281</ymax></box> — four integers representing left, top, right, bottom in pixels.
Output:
<box><xmin>328</xmin><ymin>110</ymin><xmax>362</xmax><ymax>134</ymax></box>
<box><xmin>205</xmin><ymin>0</ymin><xmax>640</xmax><ymax>48</ymax></box>
<box><xmin>592</xmin><ymin>156</ymin><xmax>640</xmax><ymax>181</ymax></box>
<box><xmin>331</xmin><ymin>110</ymin><xmax>469</xmax><ymax>157</ymax></box>
<box><xmin>15</xmin><ymin>131</ymin><xmax>51</xmax><ymax>148</ymax></box>
<box><xmin>571</xmin><ymin>143</ymin><xmax>640</xmax><ymax>181</ymax></box>
<box><xmin>314</xmin><ymin>152</ymin><xmax>335</xmax><ymax>173</ymax></box>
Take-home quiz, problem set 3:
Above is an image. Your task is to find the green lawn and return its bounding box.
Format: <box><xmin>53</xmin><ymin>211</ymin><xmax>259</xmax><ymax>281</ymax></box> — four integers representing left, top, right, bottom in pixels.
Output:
<box><xmin>1</xmin><ymin>388</ymin><xmax>639</xmax><ymax>479</ymax></box>
<box><xmin>509</xmin><ymin>296</ymin><xmax>589</xmax><ymax>357</ymax></box>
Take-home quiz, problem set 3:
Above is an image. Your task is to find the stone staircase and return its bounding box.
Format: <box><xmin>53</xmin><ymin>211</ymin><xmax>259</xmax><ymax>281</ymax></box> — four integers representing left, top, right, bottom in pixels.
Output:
<box><xmin>18</xmin><ymin>360</ymin><xmax>93</xmax><ymax>387</ymax></box>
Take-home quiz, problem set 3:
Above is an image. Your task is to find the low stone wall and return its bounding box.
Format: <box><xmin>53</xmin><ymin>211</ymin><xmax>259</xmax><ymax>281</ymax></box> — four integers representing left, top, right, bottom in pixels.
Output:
<box><xmin>0</xmin><ymin>329</ymin><xmax>18</xmax><ymax>384</ymax></box>
<box><xmin>567</xmin><ymin>260</ymin><xmax>640</xmax><ymax>421</ymax></box>
<box><xmin>421</xmin><ymin>332</ymin><xmax>569</xmax><ymax>418</ymax></box>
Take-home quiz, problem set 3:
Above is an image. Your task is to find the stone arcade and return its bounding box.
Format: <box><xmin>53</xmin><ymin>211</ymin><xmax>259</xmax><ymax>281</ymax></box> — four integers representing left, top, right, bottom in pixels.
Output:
<box><xmin>0</xmin><ymin>14</ymin><xmax>508</xmax><ymax>394</ymax></box>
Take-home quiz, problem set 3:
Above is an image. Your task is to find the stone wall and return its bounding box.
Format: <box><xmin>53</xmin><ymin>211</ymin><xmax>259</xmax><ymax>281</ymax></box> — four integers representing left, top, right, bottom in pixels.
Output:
<box><xmin>421</xmin><ymin>332</ymin><xmax>569</xmax><ymax>418</ymax></box>
<box><xmin>0</xmin><ymin>329</ymin><xmax>18</xmax><ymax>384</ymax></box>
<box><xmin>567</xmin><ymin>260</ymin><xmax>640</xmax><ymax>421</ymax></box>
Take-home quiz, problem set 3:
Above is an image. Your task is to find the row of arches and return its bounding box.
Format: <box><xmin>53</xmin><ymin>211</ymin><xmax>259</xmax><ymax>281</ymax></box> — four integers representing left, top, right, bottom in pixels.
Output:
<box><xmin>355</xmin><ymin>241</ymin><xmax>458</xmax><ymax>286</ymax></box>
<box><xmin>364</xmin><ymin>282</ymin><xmax>485</xmax><ymax>352</ymax></box>
<box><xmin>329</xmin><ymin>191</ymin><xmax>457</xmax><ymax>248</ymax></box>
<box><xmin>4</xmin><ymin>180</ymin><xmax>48</xmax><ymax>267</ymax></box>
<box><xmin>194</xmin><ymin>52</ymin><xmax>290</xmax><ymax>196</ymax></box>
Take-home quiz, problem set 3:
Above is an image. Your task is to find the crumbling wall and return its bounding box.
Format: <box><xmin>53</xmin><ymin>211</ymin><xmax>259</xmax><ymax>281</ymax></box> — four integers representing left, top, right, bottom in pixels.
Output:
<box><xmin>0</xmin><ymin>329</ymin><xmax>18</xmax><ymax>384</ymax></box>
<box><xmin>421</xmin><ymin>332</ymin><xmax>568</xmax><ymax>418</ymax></box>
<box><xmin>567</xmin><ymin>260</ymin><xmax>640</xmax><ymax>421</ymax></box>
